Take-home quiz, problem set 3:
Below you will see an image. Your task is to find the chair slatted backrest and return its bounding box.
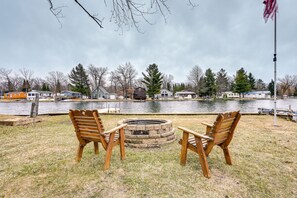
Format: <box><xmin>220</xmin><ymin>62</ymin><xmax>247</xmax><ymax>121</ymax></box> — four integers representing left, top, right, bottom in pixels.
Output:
<box><xmin>205</xmin><ymin>111</ymin><xmax>241</xmax><ymax>154</ymax></box>
<box><xmin>69</xmin><ymin>110</ymin><xmax>106</xmax><ymax>145</ymax></box>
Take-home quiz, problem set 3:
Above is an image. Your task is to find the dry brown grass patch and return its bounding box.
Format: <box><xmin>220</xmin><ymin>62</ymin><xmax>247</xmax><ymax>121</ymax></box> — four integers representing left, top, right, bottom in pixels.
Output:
<box><xmin>0</xmin><ymin>114</ymin><xmax>296</xmax><ymax>197</ymax></box>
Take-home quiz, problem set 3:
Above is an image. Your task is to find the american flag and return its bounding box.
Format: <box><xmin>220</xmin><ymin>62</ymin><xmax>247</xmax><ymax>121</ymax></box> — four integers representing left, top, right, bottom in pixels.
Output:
<box><xmin>263</xmin><ymin>0</ymin><xmax>278</xmax><ymax>22</ymax></box>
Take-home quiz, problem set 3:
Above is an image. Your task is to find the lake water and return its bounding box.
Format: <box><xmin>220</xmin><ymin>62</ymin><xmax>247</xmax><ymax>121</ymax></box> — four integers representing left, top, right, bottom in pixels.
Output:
<box><xmin>0</xmin><ymin>99</ymin><xmax>297</xmax><ymax>115</ymax></box>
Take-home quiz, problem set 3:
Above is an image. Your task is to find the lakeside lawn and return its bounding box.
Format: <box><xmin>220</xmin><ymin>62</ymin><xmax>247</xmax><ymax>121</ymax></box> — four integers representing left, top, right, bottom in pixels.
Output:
<box><xmin>0</xmin><ymin>114</ymin><xmax>296</xmax><ymax>197</ymax></box>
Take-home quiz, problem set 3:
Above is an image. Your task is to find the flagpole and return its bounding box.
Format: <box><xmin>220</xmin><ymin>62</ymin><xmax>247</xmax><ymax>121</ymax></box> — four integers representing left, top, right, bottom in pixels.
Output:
<box><xmin>273</xmin><ymin>10</ymin><xmax>277</xmax><ymax>126</ymax></box>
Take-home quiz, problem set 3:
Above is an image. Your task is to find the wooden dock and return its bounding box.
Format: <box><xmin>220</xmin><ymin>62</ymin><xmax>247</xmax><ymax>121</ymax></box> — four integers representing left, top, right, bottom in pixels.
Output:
<box><xmin>0</xmin><ymin>116</ymin><xmax>42</xmax><ymax>126</ymax></box>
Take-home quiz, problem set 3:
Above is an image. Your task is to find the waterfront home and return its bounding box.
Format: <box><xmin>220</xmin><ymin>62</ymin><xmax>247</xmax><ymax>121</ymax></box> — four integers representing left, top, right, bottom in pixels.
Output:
<box><xmin>60</xmin><ymin>91</ymin><xmax>81</xmax><ymax>99</ymax></box>
<box><xmin>155</xmin><ymin>89</ymin><xmax>173</xmax><ymax>99</ymax></box>
<box><xmin>27</xmin><ymin>91</ymin><xmax>40</xmax><ymax>100</ymax></box>
<box><xmin>133</xmin><ymin>87</ymin><xmax>146</xmax><ymax>100</ymax></box>
<box><xmin>39</xmin><ymin>91</ymin><xmax>53</xmax><ymax>99</ymax></box>
<box><xmin>244</xmin><ymin>91</ymin><xmax>271</xmax><ymax>99</ymax></box>
<box><xmin>220</xmin><ymin>91</ymin><xmax>240</xmax><ymax>98</ymax></box>
<box><xmin>3</xmin><ymin>92</ymin><xmax>27</xmax><ymax>99</ymax></box>
<box><xmin>91</xmin><ymin>86</ymin><xmax>110</xmax><ymax>99</ymax></box>
<box><xmin>174</xmin><ymin>91</ymin><xmax>196</xmax><ymax>99</ymax></box>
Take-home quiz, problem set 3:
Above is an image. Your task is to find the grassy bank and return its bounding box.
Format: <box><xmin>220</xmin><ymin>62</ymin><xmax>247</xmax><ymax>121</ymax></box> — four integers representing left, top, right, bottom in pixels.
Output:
<box><xmin>0</xmin><ymin>115</ymin><xmax>296</xmax><ymax>197</ymax></box>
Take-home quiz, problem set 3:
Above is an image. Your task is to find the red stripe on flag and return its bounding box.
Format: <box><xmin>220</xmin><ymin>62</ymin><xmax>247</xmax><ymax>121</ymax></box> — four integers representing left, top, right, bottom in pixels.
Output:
<box><xmin>263</xmin><ymin>0</ymin><xmax>278</xmax><ymax>22</ymax></box>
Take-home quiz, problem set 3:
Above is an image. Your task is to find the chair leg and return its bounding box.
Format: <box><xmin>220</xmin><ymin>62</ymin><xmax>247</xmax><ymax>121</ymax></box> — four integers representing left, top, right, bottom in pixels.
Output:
<box><xmin>104</xmin><ymin>133</ymin><xmax>115</xmax><ymax>170</ymax></box>
<box><xmin>223</xmin><ymin>147</ymin><xmax>232</xmax><ymax>165</ymax></box>
<box><xmin>76</xmin><ymin>144</ymin><xmax>85</xmax><ymax>162</ymax></box>
<box><xmin>195</xmin><ymin>137</ymin><xmax>211</xmax><ymax>178</ymax></box>
<box><xmin>180</xmin><ymin>132</ymin><xmax>189</xmax><ymax>166</ymax></box>
<box><xmin>119</xmin><ymin>128</ymin><xmax>126</xmax><ymax>160</ymax></box>
<box><xmin>94</xmin><ymin>142</ymin><xmax>99</xmax><ymax>155</ymax></box>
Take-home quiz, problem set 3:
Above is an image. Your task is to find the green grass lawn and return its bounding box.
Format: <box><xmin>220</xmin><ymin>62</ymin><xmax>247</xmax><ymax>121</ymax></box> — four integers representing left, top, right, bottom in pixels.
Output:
<box><xmin>0</xmin><ymin>114</ymin><xmax>296</xmax><ymax>197</ymax></box>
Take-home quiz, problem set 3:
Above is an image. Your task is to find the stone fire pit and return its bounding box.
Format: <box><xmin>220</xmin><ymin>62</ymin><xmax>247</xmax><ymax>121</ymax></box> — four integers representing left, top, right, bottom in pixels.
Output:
<box><xmin>118</xmin><ymin>118</ymin><xmax>175</xmax><ymax>148</ymax></box>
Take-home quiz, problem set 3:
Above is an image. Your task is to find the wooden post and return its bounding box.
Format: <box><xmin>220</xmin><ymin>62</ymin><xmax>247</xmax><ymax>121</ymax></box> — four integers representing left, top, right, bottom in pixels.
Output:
<box><xmin>30</xmin><ymin>94</ymin><xmax>39</xmax><ymax>117</ymax></box>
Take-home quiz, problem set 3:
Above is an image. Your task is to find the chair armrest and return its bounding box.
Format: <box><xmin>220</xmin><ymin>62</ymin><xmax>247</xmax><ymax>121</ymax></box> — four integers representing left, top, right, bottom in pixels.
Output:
<box><xmin>178</xmin><ymin>126</ymin><xmax>213</xmax><ymax>140</ymax></box>
<box><xmin>201</xmin><ymin>122</ymin><xmax>213</xmax><ymax>127</ymax></box>
<box><xmin>103</xmin><ymin>124</ymin><xmax>127</xmax><ymax>134</ymax></box>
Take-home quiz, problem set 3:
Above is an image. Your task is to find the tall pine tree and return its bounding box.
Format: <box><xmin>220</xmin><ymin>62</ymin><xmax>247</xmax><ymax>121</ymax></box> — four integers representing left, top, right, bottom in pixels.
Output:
<box><xmin>268</xmin><ymin>79</ymin><xmax>274</xmax><ymax>96</ymax></box>
<box><xmin>216</xmin><ymin>68</ymin><xmax>229</xmax><ymax>95</ymax></box>
<box><xmin>248</xmin><ymin>72</ymin><xmax>256</xmax><ymax>90</ymax></box>
<box><xmin>234</xmin><ymin>68</ymin><xmax>251</xmax><ymax>98</ymax></box>
<box><xmin>202</xmin><ymin>68</ymin><xmax>217</xmax><ymax>97</ymax></box>
<box><xmin>68</xmin><ymin>64</ymin><xmax>90</xmax><ymax>97</ymax></box>
<box><xmin>142</xmin><ymin>64</ymin><xmax>163</xmax><ymax>99</ymax></box>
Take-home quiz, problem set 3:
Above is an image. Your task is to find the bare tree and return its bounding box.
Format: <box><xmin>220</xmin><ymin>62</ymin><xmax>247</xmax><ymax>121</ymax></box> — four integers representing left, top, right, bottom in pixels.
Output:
<box><xmin>19</xmin><ymin>68</ymin><xmax>34</xmax><ymax>92</ymax></box>
<box><xmin>87</xmin><ymin>65</ymin><xmax>108</xmax><ymax>99</ymax></box>
<box><xmin>187</xmin><ymin>65</ymin><xmax>204</xmax><ymax>94</ymax></box>
<box><xmin>31</xmin><ymin>77</ymin><xmax>46</xmax><ymax>90</ymax></box>
<box><xmin>47</xmin><ymin>0</ymin><xmax>198</xmax><ymax>31</ymax></box>
<box><xmin>255</xmin><ymin>79</ymin><xmax>266</xmax><ymax>91</ymax></box>
<box><xmin>19</xmin><ymin>68</ymin><xmax>34</xmax><ymax>81</ymax></box>
<box><xmin>108</xmin><ymin>70</ymin><xmax>120</xmax><ymax>94</ymax></box>
<box><xmin>278</xmin><ymin>75</ymin><xmax>297</xmax><ymax>97</ymax></box>
<box><xmin>10</xmin><ymin>74</ymin><xmax>23</xmax><ymax>92</ymax></box>
<box><xmin>134</xmin><ymin>77</ymin><xmax>145</xmax><ymax>88</ymax></box>
<box><xmin>162</xmin><ymin>74</ymin><xmax>174</xmax><ymax>91</ymax></box>
<box><xmin>46</xmin><ymin>71</ymin><xmax>68</xmax><ymax>94</ymax></box>
<box><xmin>0</xmin><ymin>68</ymin><xmax>13</xmax><ymax>91</ymax></box>
<box><xmin>114</xmin><ymin>62</ymin><xmax>137</xmax><ymax>98</ymax></box>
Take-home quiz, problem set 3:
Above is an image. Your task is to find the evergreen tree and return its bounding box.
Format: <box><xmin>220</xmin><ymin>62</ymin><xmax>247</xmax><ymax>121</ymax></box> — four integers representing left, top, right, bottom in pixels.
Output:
<box><xmin>173</xmin><ymin>83</ymin><xmax>182</xmax><ymax>94</ymax></box>
<box><xmin>8</xmin><ymin>79</ymin><xmax>14</xmax><ymax>92</ymax></box>
<box><xmin>56</xmin><ymin>80</ymin><xmax>61</xmax><ymax>93</ymax></box>
<box><xmin>142</xmin><ymin>64</ymin><xmax>163</xmax><ymax>99</ymax></box>
<box><xmin>268</xmin><ymin>79</ymin><xmax>274</xmax><ymax>96</ymax></box>
<box><xmin>203</xmin><ymin>68</ymin><xmax>217</xmax><ymax>97</ymax></box>
<box><xmin>68</xmin><ymin>64</ymin><xmax>91</xmax><ymax>97</ymax></box>
<box><xmin>233</xmin><ymin>68</ymin><xmax>251</xmax><ymax>97</ymax></box>
<box><xmin>248</xmin><ymin>72</ymin><xmax>256</xmax><ymax>90</ymax></box>
<box><xmin>216</xmin><ymin>68</ymin><xmax>229</xmax><ymax>95</ymax></box>
<box><xmin>42</xmin><ymin>83</ymin><xmax>47</xmax><ymax>91</ymax></box>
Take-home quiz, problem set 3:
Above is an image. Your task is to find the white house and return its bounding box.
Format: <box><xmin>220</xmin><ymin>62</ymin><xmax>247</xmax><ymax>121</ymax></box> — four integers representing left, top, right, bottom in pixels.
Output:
<box><xmin>220</xmin><ymin>91</ymin><xmax>240</xmax><ymax>98</ymax></box>
<box><xmin>39</xmin><ymin>91</ymin><xmax>53</xmax><ymax>99</ymax></box>
<box><xmin>174</xmin><ymin>91</ymin><xmax>196</xmax><ymax>99</ymax></box>
<box><xmin>60</xmin><ymin>91</ymin><xmax>81</xmax><ymax>99</ymax></box>
<box><xmin>244</xmin><ymin>91</ymin><xmax>271</xmax><ymax>99</ymax></box>
<box><xmin>27</xmin><ymin>91</ymin><xmax>40</xmax><ymax>101</ymax></box>
<box><xmin>155</xmin><ymin>89</ymin><xmax>173</xmax><ymax>99</ymax></box>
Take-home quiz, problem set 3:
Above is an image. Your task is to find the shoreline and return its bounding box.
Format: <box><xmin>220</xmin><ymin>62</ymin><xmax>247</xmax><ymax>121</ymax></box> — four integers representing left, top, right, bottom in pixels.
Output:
<box><xmin>0</xmin><ymin>97</ymin><xmax>293</xmax><ymax>103</ymax></box>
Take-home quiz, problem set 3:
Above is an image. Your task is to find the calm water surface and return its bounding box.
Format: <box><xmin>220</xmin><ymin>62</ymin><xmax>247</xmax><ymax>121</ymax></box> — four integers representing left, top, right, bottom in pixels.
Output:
<box><xmin>1</xmin><ymin>99</ymin><xmax>297</xmax><ymax>115</ymax></box>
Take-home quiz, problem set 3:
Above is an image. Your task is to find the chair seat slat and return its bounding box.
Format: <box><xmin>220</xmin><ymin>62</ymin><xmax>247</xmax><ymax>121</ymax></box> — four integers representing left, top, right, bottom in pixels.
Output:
<box><xmin>77</xmin><ymin>125</ymin><xmax>98</xmax><ymax>130</ymax></box>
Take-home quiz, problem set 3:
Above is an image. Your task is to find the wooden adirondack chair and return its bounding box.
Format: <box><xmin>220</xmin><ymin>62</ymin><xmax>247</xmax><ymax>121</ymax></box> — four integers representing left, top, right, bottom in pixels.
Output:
<box><xmin>178</xmin><ymin>111</ymin><xmax>241</xmax><ymax>178</ymax></box>
<box><xmin>69</xmin><ymin>109</ymin><xmax>127</xmax><ymax>170</ymax></box>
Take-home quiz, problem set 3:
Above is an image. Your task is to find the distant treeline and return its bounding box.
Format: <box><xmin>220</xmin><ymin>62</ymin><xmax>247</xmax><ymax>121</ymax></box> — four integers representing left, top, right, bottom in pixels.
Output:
<box><xmin>0</xmin><ymin>64</ymin><xmax>296</xmax><ymax>98</ymax></box>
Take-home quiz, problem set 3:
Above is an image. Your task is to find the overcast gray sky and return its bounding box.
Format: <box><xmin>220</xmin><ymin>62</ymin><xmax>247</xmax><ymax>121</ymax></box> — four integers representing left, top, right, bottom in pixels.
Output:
<box><xmin>1</xmin><ymin>0</ymin><xmax>296</xmax><ymax>84</ymax></box>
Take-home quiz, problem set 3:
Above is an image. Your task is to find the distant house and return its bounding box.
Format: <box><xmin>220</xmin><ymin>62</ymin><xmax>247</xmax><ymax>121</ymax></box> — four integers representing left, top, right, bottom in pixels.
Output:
<box><xmin>174</xmin><ymin>91</ymin><xmax>196</xmax><ymax>99</ymax></box>
<box><xmin>39</xmin><ymin>91</ymin><xmax>53</xmax><ymax>99</ymax></box>
<box><xmin>91</xmin><ymin>86</ymin><xmax>110</xmax><ymax>99</ymax></box>
<box><xmin>133</xmin><ymin>87</ymin><xmax>146</xmax><ymax>100</ymax></box>
<box><xmin>244</xmin><ymin>91</ymin><xmax>271</xmax><ymax>99</ymax></box>
<box><xmin>155</xmin><ymin>89</ymin><xmax>173</xmax><ymax>99</ymax></box>
<box><xmin>27</xmin><ymin>91</ymin><xmax>40</xmax><ymax>100</ymax></box>
<box><xmin>220</xmin><ymin>91</ymin><xmax>240</xmax><ymax>98</ymax></box>
<box><xmin>60</xmin><ymin>91</ymin><xmax>81</xmax><ymax>99</ymax></box>
<box><xmin>3</xmin><ymin>92</ymin><xmax>27</xmax><ymax>99</ymax></box>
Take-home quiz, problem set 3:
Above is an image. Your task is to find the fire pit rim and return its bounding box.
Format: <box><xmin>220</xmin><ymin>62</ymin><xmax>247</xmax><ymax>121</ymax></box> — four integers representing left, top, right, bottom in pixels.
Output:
<box><xmin>121</xmin><ymin>118</ymin><xmax>168</xmax><ymax>126</ymax></box>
